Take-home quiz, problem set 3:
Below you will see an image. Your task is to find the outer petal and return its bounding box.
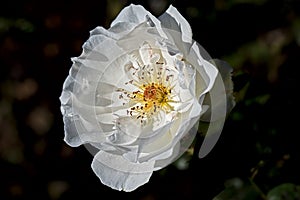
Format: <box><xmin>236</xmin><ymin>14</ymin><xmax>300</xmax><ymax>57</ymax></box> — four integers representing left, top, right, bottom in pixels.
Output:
<box><xmin>159</xmin><ymin>5</ymin><xmax>192</xmax><ymax>44</ymax></box>
<box><xmin>62</xmin><ymin>111</ymin><xmax>82</xmax><ymax>147</ymax></box>
<box><xmin>90</xmin><ymin>4</ymin><xmax>156</xmax><ymax>41</ymax></box>
<box><xmin>111</xmin><ymin>4</ymin><xmax>160</xmax><ymax>28</ymax></box>
<box><xmin>139</xmin><ymin>99</ymin><xmax>201</xmax><ymax>168</ymax></box>
<box><xmin>91</xmin><ymin>151</ymin><xmax>155</xmax><ymax>192</ymax></box>
<box><xmin>201</xmin><ymin>59</ymin><xmax>235</xmax><ymax>122</ymax></box>
<box><xmin>198</xmin><ymin>60</ymin><xmax>235</xmax><ymax>158</ymax></box>
<box><xmin>60</xmin><ymin>29</ymin><xmax>127</xmax><ymax>147</ymax></box>
<box><xmin>111</xmin><ymin>4</ymin><xmax>168</xmax><ymax>39</ymax></box>
<box><xmin>90</xmin><ymin>23</ymin><xmax>136</xmax><ymax>41</ymax></box>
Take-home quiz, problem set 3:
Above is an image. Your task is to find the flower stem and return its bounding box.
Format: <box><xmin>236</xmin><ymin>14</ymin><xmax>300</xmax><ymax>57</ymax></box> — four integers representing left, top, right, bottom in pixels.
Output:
<box><xmin>248</xmin><ymin>178</ymin><xmax>267</xmax><ymax>200</ymax></box>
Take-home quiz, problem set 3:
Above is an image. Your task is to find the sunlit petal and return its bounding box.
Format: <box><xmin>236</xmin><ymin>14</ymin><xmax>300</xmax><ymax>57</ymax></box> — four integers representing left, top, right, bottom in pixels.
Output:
<box><xmin>91</xmin><ymin>151</ymin><xmax>155</xmax><ymax>192</ymax></box>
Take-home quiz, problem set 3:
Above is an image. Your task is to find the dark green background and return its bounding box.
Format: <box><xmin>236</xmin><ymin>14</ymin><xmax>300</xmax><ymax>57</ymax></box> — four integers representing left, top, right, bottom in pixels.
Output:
<box><xmin>1</xmin><ymin>0</ymin><xmax>299</xmax><ymax>199</ymax></box>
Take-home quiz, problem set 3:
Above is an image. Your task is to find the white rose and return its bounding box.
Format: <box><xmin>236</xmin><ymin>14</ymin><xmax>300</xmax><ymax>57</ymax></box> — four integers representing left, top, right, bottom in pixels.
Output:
<box><xmin>59</xmin><ymin>4</ymin><xmax>235</xmax><ymax>192</ymax></box>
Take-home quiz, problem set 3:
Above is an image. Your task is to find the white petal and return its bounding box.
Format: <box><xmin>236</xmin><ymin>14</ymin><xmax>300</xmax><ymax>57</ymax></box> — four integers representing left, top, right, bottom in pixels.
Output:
<box><xmin>90</xmin><ymin>23</ymin><xmax>134</xmax><ymax>40</ymax></box>
<box><xmin>108</xmin><ymin>117</ymin><xmax>142</xmax><ymax>146</ymax></box>
<box><xmin>113</xmin><ymin>114</ymin><xmax>174</xmax><ymax>148</ymax></box>
<box><xmin>198</xmin><ymin>60</ymin><xmax>235</xmax><ymax>158</ymax></box>
<box><xmin>62</xmin><ymin>112</ymin><xmax>107</xmax><ymax>147</ymax></box>
<box><xmin>116</xmin><ymin>24</ymin><xmax>161</xmax><ymax>53</ymax></box>
<box><xmin>153</xmin><ymin>139</ymin><xmax>181</xmax><ymax>170</ymax></box>
<box><xmin>187</xmin><ymin>42</ymin><xmax>219</xmax><ymax>99</ymax></box>
<box><xmin>139</xmin><ymin>101</ymin><xmax>200</xmax><ymax>166</ymax></box>
<box><xmin>81</xmin><ymin>35</ymin><xmax>111</xmax><ymax>61</ymax></box>
<box><xmin>61</xmin><ymin>84</ymin><xmax>117</xmax><ymax>146</ymax></box>
<box><xmin>72</xmin><ymin>33</ymin><xmax>127</xmax><ymax>80</ymax></box>
<box><xmin>111</xmin><ymin>4</ymin><xmax>160</xmax><ymax>28</ymax></box>
<box><xmin>139</xmin><ymin>42</ymin><xmax>153</xmax><ymax>65</ymax></box>
<box><xmin>198</xmin><ymin>118</ymin><xmax>225</xmax><ymax>158</ymax></box>
<box><xmin>153</xmin><ymin>111</ymin><xmax>200</xmax><ymax>169</ymax></box>
<box><xmin>197</xmin><ymin>74</ymin><xmax>228</xmax><ymax>158</ymax></box>
<box><xmin>159</xmin><ymin>5</ymin><xmax>192</xmax><ymax>44</ymax></box>
<box><xmin>200</xmin><ymin>59</ymin><xmax>235</xmax><ymax>122</ymax></box>
<box><xmin>111</xmin><ymin>4</ymin><xmax>168</xmax><ymax>40</ymax></box>
<box><xmin>62</xmin><ymin>114</ymin><xmax>83</xmax><ymax>147</ymax></box>
<box><xmin>83</xmin><ymin>35</ymin><xmax>125</xmax><ymax>69</ymax></box>
<box><xmin>91</xmin><ymin>151</ymin><xmax>155</xmax><ymax>192</ymax></box>
<box><xmin>138</xmin><ymin>129</ymin><xmax>174</xmax><ymax>162</ymax></box>
<box><xmin>211</xmin><ymin>59</ymin><xmax>235</xmax><ymax>113</ymax></box>
<box><xmin>198</xmin><ymin>58</ymin><xmax>219</xmax><ymax>95</ymax></box>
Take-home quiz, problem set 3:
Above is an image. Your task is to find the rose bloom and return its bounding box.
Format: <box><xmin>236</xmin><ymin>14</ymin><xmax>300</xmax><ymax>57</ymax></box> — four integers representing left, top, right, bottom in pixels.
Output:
<box><xmin>60</xmin><ymin>4</ymin><xmax>235</xmax><ymax>191</ymax></box>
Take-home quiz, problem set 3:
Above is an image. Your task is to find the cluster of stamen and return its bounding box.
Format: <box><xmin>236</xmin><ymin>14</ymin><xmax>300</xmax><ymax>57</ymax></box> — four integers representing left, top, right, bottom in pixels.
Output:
<box><xmin>116</xmin><ymin>61</ymin><xmax>177</xmax><ymax>124</ymax></box>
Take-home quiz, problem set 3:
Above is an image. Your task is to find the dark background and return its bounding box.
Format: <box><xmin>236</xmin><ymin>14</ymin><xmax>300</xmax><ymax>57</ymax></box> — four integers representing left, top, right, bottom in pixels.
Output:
<box><xmin>1</xmin><ymin>0</ymin><xmax>300</xmax><ymax>199</ymax></box>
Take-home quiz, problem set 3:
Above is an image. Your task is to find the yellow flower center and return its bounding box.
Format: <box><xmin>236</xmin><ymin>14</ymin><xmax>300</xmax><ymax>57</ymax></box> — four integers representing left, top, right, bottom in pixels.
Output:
<box><xmin>144</xmin><ymin>83</ymin><xmax>169</xmax><ymax>102</ymax></box>
<box><xmin>117</xmin><ymin>65</ymin><xmax>177</xmax><ymax>124</ymax></box>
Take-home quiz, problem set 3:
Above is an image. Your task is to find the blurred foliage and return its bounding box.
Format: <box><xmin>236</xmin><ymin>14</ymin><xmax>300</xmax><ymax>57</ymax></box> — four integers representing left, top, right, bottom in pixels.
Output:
<box><xmin>213</xmin><ymin>180</ymin><xmax>300</xmax><ymax>200</ymax></box>
<box><xmin>267</xmin><ymin>183</ymin><xmax>300</xmax><ymax>200</ymax></box>
<box><xmin>0</xmin><ymin>18</ymin><xmax>35</xmax><ymax>33</ymax></box>
<box><xmin>1</xmin><ymin>0</ymin><xmax>300</xmax><ymax>199</ymax></box>
<box><xmin>213</xmin><ymin>178</ymin><xmax>263</xmax><ymax>200</ymax></box>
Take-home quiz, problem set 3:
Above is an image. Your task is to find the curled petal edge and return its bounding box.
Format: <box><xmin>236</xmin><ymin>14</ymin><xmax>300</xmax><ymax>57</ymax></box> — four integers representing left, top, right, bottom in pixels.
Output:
<box><xmin>91</xmin><ymin>150</ymin><xmax>155</xmax><ymax>192</ymax></box>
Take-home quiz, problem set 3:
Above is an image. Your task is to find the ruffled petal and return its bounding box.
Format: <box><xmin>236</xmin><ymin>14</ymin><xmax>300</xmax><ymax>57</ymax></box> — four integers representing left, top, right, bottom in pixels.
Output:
<box><xmin>111</xmin><ymin>4</ymin><xmax>160</xmax><ymax>28</ymax></box>
<box><xmin>61</xmin><ymin>105</ymin><xmax>108</xmax><ymax>147</ymax></box>
<box><xmin>152</xmin><ymin>115</ymin><xmax>199</xmax><ymax>169</ymax></box>
<box><xmin>60</xmin><ymin>31</ymin><xmax>129</xmax><ymax>147</ymax></box>
<box><xmin>91</xmin><ymin>151</ymin><xmax>155</xmax><ymax>192</ymax></box>
<box><xmin>139</xmin><ymin>99</ymin><xmax>200</xmax><ymax>168</ymax></box>
<box><xmin>188</xmin><ymin>42</ymin><xmax>219</xmax><ymax>99</ymax></box>
<box><xmin>159</xmin><ymin>5</ymin><xmax>192</xmax><ymax>44</ymax></box>
<box><xmin>200</xmin><ymin>59</ymin><xmax>235</xmax><ymax>122</ymax></box>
